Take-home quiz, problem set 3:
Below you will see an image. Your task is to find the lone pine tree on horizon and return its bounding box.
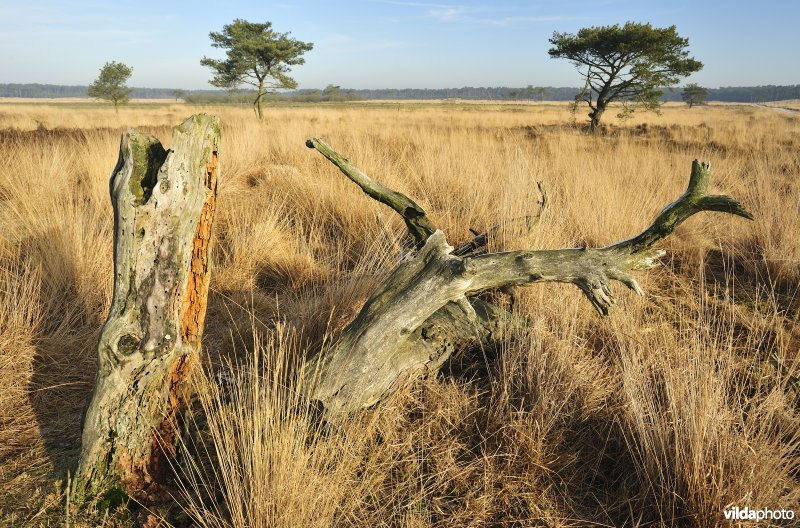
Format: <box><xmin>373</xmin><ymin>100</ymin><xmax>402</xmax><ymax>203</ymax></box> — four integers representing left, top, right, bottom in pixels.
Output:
<box><xmin>87</xmin><ymin>61</ymin><xmax>133</xmax><ymax>111</ymax></box>
<box><xmin>682</xmin><ymin>83</ymin><xmax>709</xmax><ymax>107</ymax></box>
<box><xmin>201</xmin><ymin>19</ymin><xmax>313</xmax><ymax>120</ymax></box>
<box><xmin>549</xmin><ymin>22</ymin><xmax>703</xmax><ymax>131</ymax></box>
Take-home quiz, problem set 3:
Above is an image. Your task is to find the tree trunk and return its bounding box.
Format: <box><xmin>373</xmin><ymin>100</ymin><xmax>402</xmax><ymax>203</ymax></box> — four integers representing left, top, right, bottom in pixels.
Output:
<box><xmin>589</xmin><ymin>101</ymin><xmax>606</xmax><ymax>132</ymax></box>
<box><xmin>75</xmin><ymin>114</ymin><xmax>220</xmax><ymax>503</ymax></box>
<box><xmin>304</xmin><ymin>139</ymin><xmax>753</xmax><ymax>421</ymax></box>
<box><xmin>255</xmin><ymin>80</ymin><xmax>265</xmax><ymax>120</ymax></box>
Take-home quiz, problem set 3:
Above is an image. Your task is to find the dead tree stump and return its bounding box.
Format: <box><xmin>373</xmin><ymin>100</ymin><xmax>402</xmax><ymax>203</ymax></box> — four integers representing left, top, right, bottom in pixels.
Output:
<box><xmin>75</xmin><ymin>114</ymin><xmax>220</xmax><ymax>502</ymax></box>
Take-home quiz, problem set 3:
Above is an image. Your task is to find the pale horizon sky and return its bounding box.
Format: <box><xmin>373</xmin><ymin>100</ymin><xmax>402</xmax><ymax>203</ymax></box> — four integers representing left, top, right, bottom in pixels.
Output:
<box><xmin>0</xmin><ymin>0</ymin><xmax>797</xmax><ymax>90</ymax></box>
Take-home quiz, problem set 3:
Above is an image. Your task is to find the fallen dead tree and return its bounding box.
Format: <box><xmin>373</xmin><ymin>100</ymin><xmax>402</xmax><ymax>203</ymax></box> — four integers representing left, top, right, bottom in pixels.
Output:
<box><xmin>303</xmin><ymin>138</ymin><xmax>753</xmax><ymax>420</ymax></box>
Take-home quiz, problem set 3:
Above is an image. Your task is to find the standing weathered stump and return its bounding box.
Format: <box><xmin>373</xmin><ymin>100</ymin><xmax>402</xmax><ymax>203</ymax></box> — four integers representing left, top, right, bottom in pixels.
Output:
<box><xmin>76</xmin><ymin>115</ymin><xmax>220</xmax><ymax>502</ymax></box>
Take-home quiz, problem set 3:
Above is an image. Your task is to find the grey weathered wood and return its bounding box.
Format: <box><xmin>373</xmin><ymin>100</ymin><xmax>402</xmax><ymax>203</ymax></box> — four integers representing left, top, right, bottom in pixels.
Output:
<box><xmin>306</xmin><ymin>138</ymin><xmax>436</xmax><ymax>248</ymax></box>
<box><xmin>303</xmin><ymin>143</ymin><xmax>752</xmax><ymax>421</ymax></box>
<box><xmin>75</xmin><ymin>115</ymin><xmax>220</xmax><ymax>502</ymax></box>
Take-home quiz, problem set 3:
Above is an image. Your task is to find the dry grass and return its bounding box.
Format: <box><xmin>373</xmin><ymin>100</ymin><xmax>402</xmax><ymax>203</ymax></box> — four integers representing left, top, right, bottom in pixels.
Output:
<box><xmin>0</xmin><ymin>101</ymin><xmax>798</xmax><ymax>527</ymax></box>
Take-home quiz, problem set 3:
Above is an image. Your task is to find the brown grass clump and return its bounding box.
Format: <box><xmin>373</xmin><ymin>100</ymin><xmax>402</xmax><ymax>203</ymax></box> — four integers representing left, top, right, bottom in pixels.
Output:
<box><xmin>0</xmin><ymin>101</ymin><xmax>798</xmax><ymax>526</ymax></box>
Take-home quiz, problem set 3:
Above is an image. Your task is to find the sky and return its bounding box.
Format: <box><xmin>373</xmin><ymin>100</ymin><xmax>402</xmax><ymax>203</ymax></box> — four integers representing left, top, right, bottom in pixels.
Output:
<box><xmin>0</xmin><ymin>0</ymin><xmax>798</xmax><ymax>90</ymax></box>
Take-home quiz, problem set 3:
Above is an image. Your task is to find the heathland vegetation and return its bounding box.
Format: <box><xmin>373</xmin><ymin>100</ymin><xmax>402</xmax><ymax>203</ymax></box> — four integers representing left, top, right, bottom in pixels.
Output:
<box><xmin>0</xmin><ymin>100</ymin><xmax>798</xmax><ymax>526</ymax></box>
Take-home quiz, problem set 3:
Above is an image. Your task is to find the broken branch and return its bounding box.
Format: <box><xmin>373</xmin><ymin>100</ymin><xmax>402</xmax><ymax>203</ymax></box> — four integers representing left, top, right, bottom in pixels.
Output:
<box><xmin>306</xmin><ymin>137</ymin><xmax>436</xmax><ymax>248</ymax></box>
<box><xmin>453</xmin><ymin>181</ymin><xmax>547</xmax><ymax>257</ymax></box>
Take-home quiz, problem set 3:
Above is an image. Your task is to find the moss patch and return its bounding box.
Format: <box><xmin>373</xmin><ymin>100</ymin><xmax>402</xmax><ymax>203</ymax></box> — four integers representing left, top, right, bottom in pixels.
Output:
<box><xmin>127</xmin><ymin>133</ymin><xmax>167</xmax><ymax>205</ymax></box>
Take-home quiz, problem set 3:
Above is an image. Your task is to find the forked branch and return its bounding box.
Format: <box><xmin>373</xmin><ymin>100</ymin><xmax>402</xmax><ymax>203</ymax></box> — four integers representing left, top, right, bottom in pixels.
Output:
<box><xmin>465</xmin><ymin>161</ymin><xmax>753</xmax><ymax>314</ymax></box>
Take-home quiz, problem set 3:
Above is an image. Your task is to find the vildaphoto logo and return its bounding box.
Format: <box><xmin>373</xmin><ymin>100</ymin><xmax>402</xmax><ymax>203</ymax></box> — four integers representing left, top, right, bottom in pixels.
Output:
<box><xmin>723</xmin><ymin>506</ymin><xmax>795</xmax><ymax>522</ymax></box>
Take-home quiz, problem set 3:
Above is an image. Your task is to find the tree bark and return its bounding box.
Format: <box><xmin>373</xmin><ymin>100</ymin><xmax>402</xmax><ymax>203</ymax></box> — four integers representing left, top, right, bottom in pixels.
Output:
<box><xmin>75</xmin><ymin>114</ymin><xmax>220</xmax><ymax>503</ymax></box>
<box><xmin>589</xmin><ymin>100</ymin><xmax>606</xmax><ymax>132</ymax></box>
<box><xmin>303</xmin><ymin>140</ymin><xmax>752</xmax><ymax>421</ymax></box>
<box><xmin>255</xmin><ymin>79</ymin><xmax>265</xmax><ymax>120</ymax></box>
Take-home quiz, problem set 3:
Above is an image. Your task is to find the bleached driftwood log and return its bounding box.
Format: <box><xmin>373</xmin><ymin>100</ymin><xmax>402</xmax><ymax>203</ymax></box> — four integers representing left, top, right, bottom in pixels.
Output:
<box><xmin>304</xmin><ymin>138</ymin><xmax>752</xmax><ymax>420</ymax></box>
<box><xmin>76</xmin><ymin>115</ymin><xmax>220</xmax><ymax>502</ymax></box>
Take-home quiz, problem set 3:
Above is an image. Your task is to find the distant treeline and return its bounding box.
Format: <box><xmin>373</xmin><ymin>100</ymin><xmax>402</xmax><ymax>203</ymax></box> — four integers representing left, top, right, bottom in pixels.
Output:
<box><xmin>2</xmin><ymin>83</ymin><xmax>799</xmax><ymax>103</ymax></box>
<box><xmin>659</xmin><ymin>85</ymin><xmax>800</xmax><ymax>103</ymax></box>
<box><xmin>181</xmin><ymin>86</ymin><xmax>364</xmax><ymax>104</ymax></box>
<box><xmin>0</xmin><ymin>84</ymin><xmax>181</xmax><ymax>99</ymax></box>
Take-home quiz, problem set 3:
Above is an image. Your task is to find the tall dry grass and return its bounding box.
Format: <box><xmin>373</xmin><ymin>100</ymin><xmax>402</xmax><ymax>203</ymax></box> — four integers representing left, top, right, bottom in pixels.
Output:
<box><xmin>0</xmin><ymin>101</ymin><xmax>798</xmax><ymax>526</ymax></box>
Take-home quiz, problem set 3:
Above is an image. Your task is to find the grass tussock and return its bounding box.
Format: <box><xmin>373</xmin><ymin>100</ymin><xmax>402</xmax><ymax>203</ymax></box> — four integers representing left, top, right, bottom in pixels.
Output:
<box><xmin>0</xmin><ymin>101</ymin><xmax>798</xmax><ymax>526</ymax></box>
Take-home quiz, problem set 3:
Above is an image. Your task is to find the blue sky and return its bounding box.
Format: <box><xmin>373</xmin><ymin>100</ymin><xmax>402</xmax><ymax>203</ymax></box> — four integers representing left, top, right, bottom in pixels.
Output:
<box><xmin>0</xmin><ymin>0</ymin><xmax>797</xmax><ymax>89</ymax></box>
